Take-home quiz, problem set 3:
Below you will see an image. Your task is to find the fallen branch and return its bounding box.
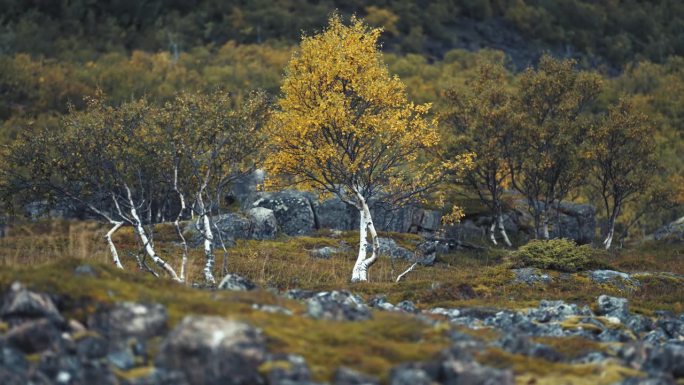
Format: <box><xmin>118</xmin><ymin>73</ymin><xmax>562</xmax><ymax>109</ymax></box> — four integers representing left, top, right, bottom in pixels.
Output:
<box><xmin>396</xmin><ymin>262</ymin><xmax>419</xmax><ymax>283</ymax></box>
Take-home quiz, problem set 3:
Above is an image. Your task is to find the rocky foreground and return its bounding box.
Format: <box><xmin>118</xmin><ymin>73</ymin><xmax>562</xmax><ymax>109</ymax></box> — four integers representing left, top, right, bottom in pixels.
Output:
<box><xmin>0</xmin><ymin>264</ymin><xmax>683</xmax><ymax>385</ymax></box>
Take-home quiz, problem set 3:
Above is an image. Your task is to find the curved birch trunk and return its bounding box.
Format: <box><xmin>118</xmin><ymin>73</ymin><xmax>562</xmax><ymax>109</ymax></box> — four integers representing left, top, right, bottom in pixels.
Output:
<box><xmin>489</xmin><ymin>221</ymin><xmax>498</xmax><ymax>245</ymax></box>
<box><xmin>104</xmin><ymin>221</ymin><xmax>124</xmax><ymax>269</ymax></box>
<box><xmin>125</xmin><ymin>185</ymin><xmax>181</xmax><ymax>281</ymax></box>
<box><xmin>603</xmin><ymin>205</ymin><xmax>620</xmax><ymax>250</ymax></box>
<box><xmin>173</xmin><ymin>167</ymin><xmax>189</xmax><ymax>282</ymax></box>
<box><xmin>351</xmin><ymin>193</ymin><xmax>379</xmax><ymax>282</ymax></box>
<box><xmin>497</xmin><ymin>215</ymin><xmax>513</xmax><ymax>247</ymax></box>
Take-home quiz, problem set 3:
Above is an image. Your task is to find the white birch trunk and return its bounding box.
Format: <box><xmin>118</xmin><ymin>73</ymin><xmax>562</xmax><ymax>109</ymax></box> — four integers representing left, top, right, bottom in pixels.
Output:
<box><xmin>351</xmin><ymin>207</ymin><xmax>368</xmax><ymax>282</ymax></box>
<box><xmin>104</xmin><ymin>221</ymin><xmax>124</xmax><ymax>269</ymax></box>
<box><xmin>125</xmin><ymin>185</ymin><xmax>180</xmax><ymax>281</ymax></box>
<box><xmin>489</xmin><ymin>221</ymin><xmax>498</xmax><ymax>245</ymax></box>
<box><xmin>351</xmin><ymin>193</ymin><xmax>379</xmax><ymax>282</ymax></box>
<box><xmin>542</xmin><ymin>213</ymin><xmax>550</xmax><ymax>240</ymax></box>
<box><xmin>603</xmin><ymin>205</ymin><xmax>620</xmax><ymax>250</ymax></box>
<box><xmin>173</xmin><ymin>167</ymin><xmax>189</xmax><ymax>282</ymax></box>
<box><xmin>497</xmin><ymin>215</ymin><xmax>513</xmax><ymax>247</ymax></box>
<box><xmin>197</xmin><ymin>193</ymin><xmax>216</xmax><ymax>284</ymax></box>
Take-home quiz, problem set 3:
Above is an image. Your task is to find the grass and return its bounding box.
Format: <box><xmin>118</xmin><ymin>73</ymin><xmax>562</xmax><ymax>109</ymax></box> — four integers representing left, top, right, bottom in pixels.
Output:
<box><xmin>1</xmin><ymin>219</ymin><xmax>683</xmax><ymax>314</ymax></box>
<box><xmin>1</xmin><ymin>219</ymin><xmax>683</xmax><ymax>383</ymax></box>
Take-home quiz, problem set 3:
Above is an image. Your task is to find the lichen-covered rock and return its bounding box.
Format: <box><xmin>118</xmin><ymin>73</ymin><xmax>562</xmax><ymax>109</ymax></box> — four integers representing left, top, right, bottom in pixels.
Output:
<box><xmin>306</xmin><ymin>291</ymin><xmax>371</xmax><ymax>321</ymax></box>
<box><xmin>217</xmin><ymin>273</ymin><xmax>257</xmax><ymax>291</ymax></box>
<box><xmin>512</xmin><ymin>268</ymin><xmax>552</xmax><ymax>285</ymax></box>
<box><xmin>334</xmin><ymin>367</ymin><xmax>379</xmax><ymax>385</ymax></box>
<box><xmin>88</xmin><ymin>302</ymin><xmax>168</xmax><ymax>340</ymax></box>
<box><xmin>247</xmin><ymin>207</ymin><xmax>278</xmax><ymax>240</ymax></box>
<box><xmin>310</xmin><ymin>246</ymin><xmax>342</xmax><ymax>259</ymax></box>
<box><xmin>370</xmin><ymin>237</ymin><xmax>413</xmax><ymax>260</ymax></box>
<box><xmin>250</xmin><ymin>190</ymin><xmax>316</xmax><ymax>236</ymax></box>
<box><xmin>597</xmin><ymin>295</ymin><xmax>630</xmax><ymax>321</ymax></box>
<box><xmin>156</xmin><ymin>316</ymin><xmax>266</xmax><ymax>385</ymax></box>
<box><xmin>441</xmin><ymin>359</ymin><xmax>515</xmax><ymax>385</ymax></box>
<box><xmin>1</xmin><ymin>282</ymin><xmax>63</xmax><ymax>325</ymax></box>
<box><xmin>263</xmin><ymin>354</ymin><xmax>312</xmax><ymax>385</ymax></box>
<box><xmin>5</xmin><ymin>318</ymin><xmax>62</xmax><ymax>354</ymax></box>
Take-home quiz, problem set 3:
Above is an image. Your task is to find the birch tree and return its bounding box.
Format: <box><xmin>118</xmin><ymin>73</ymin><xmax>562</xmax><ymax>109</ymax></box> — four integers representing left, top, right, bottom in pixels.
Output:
<box><xmin>265</xmin><ymin>15</ymin><xmax>471</xmax><ymax>282</ymax></box>
<box><xmin>159</xmin><ymin>90</ymin><xmax>269</xmax><ymax>284</ymax></box>
<box><xmin>588</xmin><ymin>98</ymin><xmax>657</xmax><ymax>249</ymax></box>
<box><xmin>510</xmin><ymin>55</ymin><xmax>602</xmax><ymax>239</ymax></box>
<box><xmin>1</xmin><ymin>95</ymin><xmax>181</xmax><ymax>280</ymax></box>
<box><xmin>443</xmin><ymin>61</ymin><xmax>519</xmax><ymax>247</ymax></box>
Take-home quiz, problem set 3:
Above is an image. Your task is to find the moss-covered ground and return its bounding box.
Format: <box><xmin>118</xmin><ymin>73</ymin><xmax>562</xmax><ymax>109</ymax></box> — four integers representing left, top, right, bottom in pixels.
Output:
<box><xmin>0</xmin><ymin>219</ymin><xmax>683</xmax><ymax>383</ymax></box>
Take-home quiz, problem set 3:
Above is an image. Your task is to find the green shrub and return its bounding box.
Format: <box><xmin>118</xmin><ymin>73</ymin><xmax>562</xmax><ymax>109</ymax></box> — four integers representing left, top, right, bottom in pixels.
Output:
<box><xmin>514</xmin><ymin>239</ymin><xmax>596</xmax><ymax>272</ymax></box>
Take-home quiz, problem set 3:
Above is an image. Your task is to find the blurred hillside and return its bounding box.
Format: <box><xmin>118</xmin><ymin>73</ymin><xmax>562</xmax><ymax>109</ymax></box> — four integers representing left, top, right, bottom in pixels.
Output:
<box><xmin>0</xmin><ymin>0</ymin><xmax>682</xmax><ymax>235</ymax></box>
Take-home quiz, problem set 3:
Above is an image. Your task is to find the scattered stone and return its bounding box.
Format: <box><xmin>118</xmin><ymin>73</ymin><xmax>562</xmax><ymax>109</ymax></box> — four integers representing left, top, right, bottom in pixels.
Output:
<box><xmin>1</xmin><ymin>282</ymin><xmax>63</xmax><ymax>325</ymax></box>
<box><xmin>310</xmin><ymin>246</ymin><xmax>342</xmax><ymax>259</ymax></box>
<box><xmin>441</xmin><ymin>359</ymin><xmax>515</xmax><ymax>385</ymax></box>
<box><xmin>156</xmin><ymin>316</ymin><xmax>265</xmax><ymax>385</ymax></box>
<box><xmin>334</xmin><ymin>367</ymin><xmax>379</xmax><ymax>385</ymax></box>
<box><xmin>5</xmin><ymin>318</ymin><xmax>62</xmax><ymax>353</ymax></box>
<box><xmin>414</xmin><ymin>241</ymin><xmax>437</xmax><ymax>266</ymax></box>
<box><xmin>74</xmin><ymin>264</ymin><xmax>98</xmax><ymax>277</ymax></box>
<box><xmin>371</xmin><ymin>238</ymin><xmax>414</xmax><ymax>260</ymax></box>
<box><xmin>429</xmin><ymin>308</ymin><xmax>461</xmax><ymax>319</ymax></box>
<box><xmin>251</xmin><ymin>303</ymin><xmax>293</xmax><ymax>316</ymax></box>
<box><xmin>88</xmin><ymin>302</ymin><xmax>168</xmax><ymax>340</ymax></box>
<box><xmin>306</xmin><ymin>291</ymin><xmax>371</xmax><ymax>321</ymax></box>
<box><xmin>368</xmin><ymin>295</ymin><xmax>396</xmax><ymax>311</ymax></box>
<box><xmin>512</xmin><ymin>268</ymin><xmax>552</xmax><ymax>285</ymax></box>
<box><xmin>217</xmin><ymin>273</ymin><xmax>257</xmax><ymax>291</ymax></box>
<box><xmin>285</xmin><ymin>289</ymin><xmax>317</xmax><ymax>301</ymax></box>
<box><xmin>389</xmin><ymin>367</ymin><xmax>433</xmax><ymax>385</ymax></box>
<box><xmin>395</xmin><ymin>300</ymin><xmax>418</xmax><ymax>313</ymax></box>
<box><xmin>527</xmin><ymin>300</ymin><xmax>585</xmax><ymax>322</ymax></box>
<box><xmin>596</xmin><ymin>295</ymin><xmax>630</xmax><ymax>321</ymax></box>
<box><xmin>590</xmin><ymin>270</ymin><xmax>639</xmax><ymax>290</ymax></box>
<box><xmin>107</xmin><ymin>349</ymin><xmax>136</xmax><ymax>370</ymax></box>
<box><xmin>264</xmin><ymin>354</ymin><xmax>311</xmax><ymax>385</ymax></box>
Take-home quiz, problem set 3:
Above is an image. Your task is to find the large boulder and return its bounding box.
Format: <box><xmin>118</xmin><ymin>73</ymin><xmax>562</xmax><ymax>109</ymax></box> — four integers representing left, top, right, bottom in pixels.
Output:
<box><xmin>651</xmin><ymin>216</ymin><xmax>684</xmax><ymax>243</ymax></box>
<box><xmin>156</xmin><ymin>316</ymin><xmax>266</xmax><ymax>385</ymax></box>
<box><xmin>246</xmin><ymin>207</ymin><xmax>278</xmax><ymax>240</ymax></box>
<box><xmin>314</xmin><ymin>197</ymin><xmax>358</xmax><ymax>231</ymax></box>
<box><xmin>88</xmin><ymin>302</ymin><xmax>168</xmax><ymax>340</ymax></box>
<box><xmin>1</xmin><ymin>282</ymin><xmax>63</xmax><ymax>325</ymax></box>
<box><xmin>371</xmin><ymin>205</ymin><xmax>441</xmax><ymax>234</ymax></box>
<box><xmin>249</xmin><ymin>190</ymin><xmax>316</xmax><ymax>236</ymax></box>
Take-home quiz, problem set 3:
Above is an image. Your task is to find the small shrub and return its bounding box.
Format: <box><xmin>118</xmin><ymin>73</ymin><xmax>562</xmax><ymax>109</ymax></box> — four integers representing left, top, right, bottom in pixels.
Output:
<box><xmin>513</xmin><ymin>239</ymin><xmax>596</xmax><ymax>272</ymax></box>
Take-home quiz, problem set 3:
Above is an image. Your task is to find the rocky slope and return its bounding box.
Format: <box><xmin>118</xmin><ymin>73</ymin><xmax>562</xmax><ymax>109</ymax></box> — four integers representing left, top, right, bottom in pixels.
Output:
<box><xmin>1</xmin><ymin>259</ymin><xmax>683</xmax><ymax>385</ymax></box>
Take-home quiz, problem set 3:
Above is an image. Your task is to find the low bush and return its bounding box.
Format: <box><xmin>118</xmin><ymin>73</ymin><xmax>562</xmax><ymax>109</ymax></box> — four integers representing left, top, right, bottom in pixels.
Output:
<box><xmin>513</xmin><ymin>239</ymin><xmax>597</xmax><ymax>272</ymax></box>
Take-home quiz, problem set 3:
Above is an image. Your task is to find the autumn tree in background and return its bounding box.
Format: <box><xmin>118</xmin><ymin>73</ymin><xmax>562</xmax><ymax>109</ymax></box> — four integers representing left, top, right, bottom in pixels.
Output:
<box><xmin>159</xmin><ymin>90</ymin><xmax>270</xmax><ymax>284</ymax></box>
<box><xmin>510</xmin><ymin>55</ymin><xmax>602</xmax><ymax>239</ymax></box>
<box><xmin>588</xmin><ymin>98</ymin><xmax>657</xmax><ymax>249</ymax></box>
<box><xmin>265</xmin><ymin>15</ymin><xmax>470</xmax><ymax>282</ymax></box>
<box><xmin>442</xmin><ymin>61</ymin><xmax>519</xmax><ymax>247</ymax></box>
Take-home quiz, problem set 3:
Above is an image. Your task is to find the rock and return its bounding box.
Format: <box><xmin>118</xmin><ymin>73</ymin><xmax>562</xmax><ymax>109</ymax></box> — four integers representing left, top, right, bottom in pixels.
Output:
<box><xmin>414</xmin><ymin>241</ymin><xmax>437</xmax><ymax>266</ymax></box>
<box><xmin>441</xmin><ymin>359</ymin><xmax>515</xmax><ymax>385</ymax></box>
<box><xmin>429</xmin><ymin>308</ymin><xmax>461</xmax><ymax>319</ymax></box>
<box><xmin>372</xmin><ymin>237</ymin><xmax>414</xmax><ymax>260</ymax></box>
<box><xmin>656</xmin><ymin>316</ymin><xmax>684</xmax><ymax>339</ymax></box>
<box><xmin>389</xmin><ymin>367</ymin><xmax>433</xmax><ymax>385</ymax></box>
<box><xmin>250</xmin><ymin>190</ymin><xmax>316</xmax><ymax>236</ymax></box>
<box><xmin>107</xmin><ymin>349</ymin><xmax>136</xmax><ymax>370</ymax></box>
<box><xmin>512</xmin><ymin>268</ymin><xmax>552</xmax><ymax>285</ymax></box>
<box><xmin>590</xmin><ymin>270</ymin><xmax>639</xmax><ymax>290</ymax></box>
<box><xmin>396</xmin><ymin>300</ymin><xmax>418</xmax><ymax>313</ymax></box>
<box><xmin>75</xmin><ymin>334</ymin><xmax>108</xmax><ymax>360</ymax></box>
<box><xmin>119</xmin><ymin>368</ymin><xmax>189</xmax><ymax>385</ymax></box>
<box><xmin>368</xmin><ymin>296</ymin><xmax>396</xmax><ymax>311</ymax></box>
<box><xmin>597</xmin><ymin>295</ymin><xmax>630</xmax><ymax>321</ymax></box>
<box><xmin>334</xmin><ymin>367</ymin><xmax>380</xmax><ymax>385</ymax></box>
<box><xmin>264</xmin><ymin>354</ymin><xmax>311</xmax><ymax>385</ymax></box>
<box><xmin>597</xmin><ymin>328</ymin><xmax>635</xmax><ymax>343</ymax></box>
<box><xmin>247</xmin><ymin>207</ymin><xmax>278</xmax><ymax>240</ymax></box>
<box><xmin>554</xmin><ymin>201</ymin><xmax>596</xmax><ymax>244</ymax></box>
<box><xmin>74</xmin><ymin>264</ymin><xmax>98</xmax><ymax>277</ymax></box>
<box><xmin>89</xmin><ymin>302</ymin><xmax>167</xmax><ymax>340</ymax></box>
<box><xmin>285</xmin><ymin>289</ymin><xmax>317</xmax><ymax>301</ymax></box>
<box><xmin>156</xmin><ymin>316</ymin><xmax>265</xmax><ymax>385</ymax></box>
<box><xmin>251</xmin><ymin>304</ymin><xmax>293</xmax><ymax>316</ymax></box>
<box><xmin>626</xmin><ymin>315</ymin><xmax>655</xmax><ymax>335</ymax></box>
<box><xmin>527</xmin><ymin>300</ymin><xmax>587</xmax><ymax>322</ymax></box>
<box><xmin>0</xmin><ymin>341</ymin><xmax>28</xmax><ymax>385</ymax></box>
<box><xmin>5</xmin><ymin>318</ymin><xmax>62</xmax><ymax>353</ymax></box>
<box><xmin>314</xmin><ymin>197</ymin><xmax>358</xmax><ymax>231</ymax></box>
<box><xmin>212</xmin><ymin>212</ymin><xmax>252</xmax><ymax>240</ymax></box>
<box><xmin>651</xmin><ymin>216</ymin><xmax>684</xmax><ymax>242</ymax></box>
<box><xmin>306</xmin><ymin>291</ymin><xmax>371</xmax><ymax>321</ymax></box>
<box><xmin>217</xmin><ymin>273</ymin><xmax>257</xmax><ymax>291</ymax></box>
<box><xmin>1</xmin><ymin>282</ymin><xmax>63</xmax><ymax>325</ymax></box>
<box><xmin>498</xmin><ymin>334</ymin><xmax>562</xmax><ymax>362</ymax></box>
<box><xmin>310</xmin><ymin>246</ymin><xmax>341</xmax><ymax>259</ymax></box>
